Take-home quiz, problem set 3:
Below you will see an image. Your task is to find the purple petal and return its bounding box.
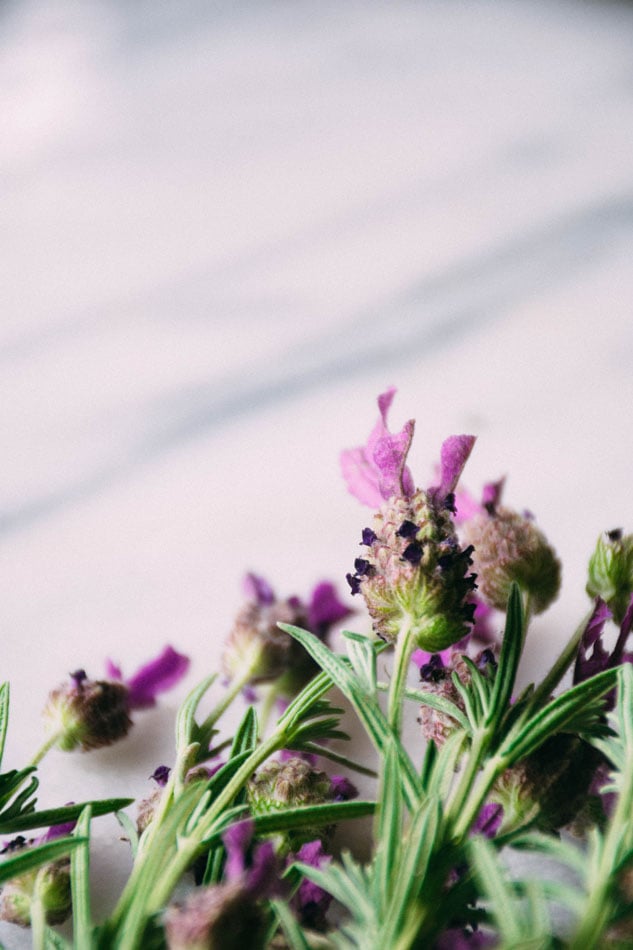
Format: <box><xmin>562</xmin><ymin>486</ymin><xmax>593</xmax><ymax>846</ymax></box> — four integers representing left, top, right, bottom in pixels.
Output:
<box><xmin>330</xmin><ymin>775</ymin><xmax>358</xmax><ymax>801</ymax></box>
<box><xmin>222</xmin><ymin>819</ymin><xmax>254</xmax><ymax>881</ymax></box>
<box><xmin>470</xmin><ymin>597</ymin><xmax>496</xmax><ymax>645</ymax></box>
<box><xmin>293</xmin><ymin>840</ymin><xmax>332</xmax><ymax>922</ymax></box>
<box><xmin>436</xmin><ymin>929</ymin><xmax>495</xmax><ymax>949</ymax></box>
<box><xmin>244</xmin><ymin>839</ymin><xmax>282</xmax><ymax>900</ymax></box>
<box><xmin>472</xmin><ymin>802</ymin><xmax>503</xmax><ymax>838</ymax></box>
<box><xmin>573</xmin><ymin>599</ymin><xmax>613</xmax><ymax>684</ymax></box>
<box><xmin>612</xmin><ymin>592</ymin><xmax>633</xmax><ymax>665</ymax></box>
<box><xmin>340</xmin><ymin>446</ymin><xmax>384</xmax><ymax>507</ymax></box>
<box><xmin>481</xmin><ymin>477</ymin><xmax>505</xmax><ymax>513</ymax></box>
<box><xmin>40</xmin><ymin>808</ymin><xmax>77</xmax><ymax>843</ymax></box>
<box><xmin>105</xmin><ymin>659</ymin><xmax>123</xmax><ymax>681</ymax></box>
<box><xmin>125</xmin><ymin>646</ymin><xmax>190</xmax><ymax>710</ymax></box>
<box><xmin>243</xmin><ymin>572</ymin><xmax>275</xmax><ymax>606</ymax></box>
<box><xmin>373</xmin><ymin>419</ymin><xmax>416</xmax><ymax>500</ymax></box>
<box><xmin>150</xmin><ymin>765</ymin><xmax>171</xmax><ymax>787</ymax></box>
<box><xmin>340</xmin><ymin>389</ymin><xmax>415</xmax><ymax>507</ymax></box>
<box><xmin>452</xmin><ymin>487</ymin><xmax>483</xmax><ymax>525</ymax></box>
<box><xmin>412</xmin><ymin>647</ymin><xmax>453</xmax><ymax>669</ymax></box>
<box><xmin>436</xmin><ymin>435</ymin><xmax>476</xmax><ymax>499</ymax></box>
<box><xmin>307</xmin><ymin>582</ymin><xmax>352</xmax><ymax>636</ymax></box>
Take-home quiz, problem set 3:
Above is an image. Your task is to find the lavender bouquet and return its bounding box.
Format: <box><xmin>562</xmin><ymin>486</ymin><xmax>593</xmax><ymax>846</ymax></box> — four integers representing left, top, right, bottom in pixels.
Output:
<box><xmin>2</xmin><ymin>389</ymin><xmax>633</xmax><ymax>949</ymax></box>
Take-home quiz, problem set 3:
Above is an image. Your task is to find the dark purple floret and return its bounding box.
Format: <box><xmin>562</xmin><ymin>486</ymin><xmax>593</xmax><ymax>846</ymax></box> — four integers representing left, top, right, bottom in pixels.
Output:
<box><xmin>330</xmin><ymin>775</ymin><xmax>358</xmax><ymax>801</ymax></box>
<box><xmin>396</xmin><ymin>520</ymin><xmax>419</xmax><ymax>540</ymax></box>
<box><xmin>443</xmin><ymin>492</ymin><xmax>457</xmax><ymax>513</ymax></box>
<box><xmin>346</xmin><ymin>573</ymin><xmax>362</xmax><ymax>595</ymax></box>
<box><xmin>353</xmin><ymin>558</ymin><xmax>371</xmax><ymax>576</ymax></box>
<box><xmin>608</xmin><ymin>528</ymin><xmax>623</xmax><ymax>542</ymax></box>
<box><xmin>420</xmin><ymin>654</ymin><xmax>445</xmax><ymax>683</ymax></box>
<box><xmin>361</xmin><ymin>527</ymin><xmax>377</xmax><ymax>546</ymax></box>
<box><xmin>477</xmin><ymin>649</ymin><xmax>497</xmax><ymax>671</ymax></box>
<box><xmin>150</xmin><ymin>765</ymin><xmax>171</xmax><ymax>787</ymax></box>
<box><xmin>70</xmin><ymin>670</ymin><xmax>87</xmax><ymax>688</ymax></box>
<box><xmin>402</xmin><ymin>541</ymin><xmax>424</xmax><ymax>566</ymax></box>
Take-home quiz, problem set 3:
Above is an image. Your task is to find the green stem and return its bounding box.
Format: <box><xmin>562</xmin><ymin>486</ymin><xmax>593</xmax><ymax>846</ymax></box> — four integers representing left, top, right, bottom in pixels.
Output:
<box><xmin>387</xmin><ymin>617</ymin><xmax>415</xmax><ymax>736</ymax></box>
<box><xmin>30</xmin><ymin>877</ymin><xmax>46</xmax><ymax>950</ymax></box>
<box><xmin>197</xmin><ymin>662</ymin><xmax>260</xmax><ymax>739</ymax></box>
<box><xmin>29</xmin><ymin>731</ymin><xmax>62</xmax><ymax>768</ymax></box>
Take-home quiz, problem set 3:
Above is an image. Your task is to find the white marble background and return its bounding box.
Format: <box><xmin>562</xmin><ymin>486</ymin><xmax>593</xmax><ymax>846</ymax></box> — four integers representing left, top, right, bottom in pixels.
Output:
<box><xmin>2</xmin><ymin>0</ymin><xmax>633</xmax><ymax>942</ymax></box>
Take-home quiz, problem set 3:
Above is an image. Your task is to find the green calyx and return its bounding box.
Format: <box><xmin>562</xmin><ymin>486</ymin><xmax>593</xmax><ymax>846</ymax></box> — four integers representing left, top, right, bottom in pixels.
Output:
<box><xmin>587</xmin><ymin>530</ymin><xmax>633</xmax><ymax>625</ymax></box>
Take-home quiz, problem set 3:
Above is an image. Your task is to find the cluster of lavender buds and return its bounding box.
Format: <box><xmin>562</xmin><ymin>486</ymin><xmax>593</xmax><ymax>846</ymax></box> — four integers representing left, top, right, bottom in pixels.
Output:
<box><xmin>3</xmin><ymin>387</ymin><xmax>633</xmax><ymax>950</ymax></box>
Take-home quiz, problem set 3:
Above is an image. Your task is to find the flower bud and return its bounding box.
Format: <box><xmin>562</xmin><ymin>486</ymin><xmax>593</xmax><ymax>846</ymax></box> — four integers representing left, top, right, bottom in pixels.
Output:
<box><xmin>165</xmin><ymin>880</ymin><xmax>267</xmax><ymax>950</ymax></box>
<box><xmin>0</xmin><ymin>845</ymin><xmax>71</xmax><ymax>927</ymax></box>
<box><xmin>221</xmin><ymin>598</ymin><xmax>310</xmax><ymax>685</ymax></box>
<box><xmin>587</xmin><ymin>529</ymin><xmax>633</xmax><ymax>625</ymax></box>
<box><xmin>347</xmin><ymin>490</ymin><xmax>478</xmax><ymax>652</ymax></box>
<box><xmin>418</xmin><ymin>649</ymin><xmax>496</xmax><ymax>746</ymax></box>
<box><xmin>462</xmin><ymin>507</ymin><xmax>561</xmax><ymax>614</ymax></box>
<box><xmin>248</xmin><ymin>758</ymin><xmax>339</xmax><ymax>851</ymax></box>
<box><xmin>490</xmin><ymin>735</ymin><xmax>601</xmax><ymax>832</ymax></box>
<box><xmin>42</xmin><ymin>670</ymin><xmax>131</xmax><ymax>752</ymax></box>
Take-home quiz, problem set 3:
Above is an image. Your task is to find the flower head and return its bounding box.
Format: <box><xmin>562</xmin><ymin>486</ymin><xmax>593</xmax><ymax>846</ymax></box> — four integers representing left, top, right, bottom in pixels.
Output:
<box><xmin>42</xmin><ymin>646</ymin><xmax>189</xmax><ymax>753</ymax></box>
<box><xmin>222</xmin><ymin>575</ymin><xmax>351</xmax><ymax>698</ymax></box>
<box><xmin>343</xmin><ymin>391</ymin><xmax>477</xmax><ymax>652</ymax></box>
<box><xmin>462</xmin><ymin>505</ymin><xmax>561</xmax><ymax>615</ymax></box>
<box><xmin>164</xmin><ymin>820</ymin><xmax>282</xmax><ymax>950</ymax></box>
<box><xmin>587</xmin><ymin>529</ymin><xmax>633</xmax><ymax>625</ymax></box>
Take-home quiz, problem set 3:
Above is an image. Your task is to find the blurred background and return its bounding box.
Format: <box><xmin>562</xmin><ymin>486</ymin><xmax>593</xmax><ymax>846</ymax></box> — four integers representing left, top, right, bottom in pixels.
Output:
<box><xmin>2</xmin><ymin>0</ymin><xmax>633</xmax><ymax>938</ymax></box>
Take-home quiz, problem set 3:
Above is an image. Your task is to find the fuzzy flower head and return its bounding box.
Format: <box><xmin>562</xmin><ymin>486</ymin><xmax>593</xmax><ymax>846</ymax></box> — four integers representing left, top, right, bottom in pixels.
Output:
<box><xmin>418</xmin><ymin>649</ymin><xmax>497</xmax><ymax>746</ymax></box>
<box><xmin>461</xmin><ymin>495</ymin><xmax>561</xmax><ymax>615</ymax></box>
<box><xmin>342</xmin><ymin>389</ymin><xmax>477</xmax><ymax>652</ymax></box>
<box><xmin>248</xmin><ymin>757</ymin><xmax>355</xmax><ymax>852</ymax></box>
<box><xmin>587</xmin><ymin>529</ymin><xmax>633</xmax><ymax>626</ymax></box>
<box><xmin>221</xmin><ymin>575</ymin><xmax>351</xmax><ymax>698</ymax></box>
<box><xmin>42</xmin><ymin>646</ymin><xmax>189</xmax><ymax>753</ymax></box>
<box><xmin>164</xmin><ymin>820</ymin><xmax>281</xmax><ymax>950</ymax></box>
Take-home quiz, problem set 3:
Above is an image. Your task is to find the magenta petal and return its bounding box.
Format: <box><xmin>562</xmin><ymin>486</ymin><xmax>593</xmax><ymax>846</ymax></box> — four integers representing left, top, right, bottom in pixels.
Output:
<box><xmin>340</xmin><ymin>446</ymin><xmax>384</xmax><ymax>507</ymax></box>
<box><xmin>373</xmin><ymin>419</ymin><xmax>415</xmax><ymax>500</ymax></box>
<box><xmin>243</xmin><ymin>572</ymin><xmax>275</xmax><ymax>606</ymax></box>
<box><xmin>125</xmin><ymin>645</ymin><xmax>190</xmax><ymax>709</ymax></box>
<box><xmin>341</xmin><ymin>388</ymin><xmax>415</xmax><ymax>506</ymax></box>
<box><xmin>573</xmin><ymin>598</ymin><xmax>613</xmax><ymax>684</ymax></box>
<box><xmin>308</xmin><ymin>582</ymin><xmax>352</xmax><ymax>634</ymax></box>
<box><xmin>481</xmin><ymin>477</ymin><xmax>505</xmax><ymax>512</ymax></box>
<box><xmin>105</xmin><ymin>659</ymin><xmax>123</xmax><ymax>681</ymax></box>
<box><xmin>222</xmin><ymin>819</ymin><xmax>254</xmax><ymax>881</ymax></box>
<box><xmin>437</xmin><ymin>434</ymin><xmax>476</xmax><ymax>498</ymax></box>
<box><xmin>611</xmin><ymin>592</ymin><xmax>633</xmax><ymax>665</ymax></box>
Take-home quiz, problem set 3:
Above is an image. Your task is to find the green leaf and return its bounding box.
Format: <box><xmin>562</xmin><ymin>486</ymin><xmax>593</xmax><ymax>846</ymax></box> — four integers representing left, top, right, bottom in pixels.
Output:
<box><xmin>44</xmin><ymin>929</ymin><xmax>70</xmax><ymax>950</ymax></box>
<box><xmin>175</xmin><ymin>675</ymin><xmax>217</xmax><ymax>752</ymax></box>
<box><xmin>71</xmin><ymin>806</ymin><xmax>93</xmax><ymax>950</ymax></box>
<box><xmin>0</xmin><ymin>684</ymin><xmax>9</xmax><ymax>769</ymax></box>
<box><xmin>203</xmin><ymin>800</ymin><xmax>376</xmax><ymax>847</ymax></box>
<box><xmin>230</xmin><ymin>705</ymin><xmax>258</xmax><ymax>758</ymax></box>
<box><xmin>501</xmin><ymin>667</ymin><xmax>618</xmax><ymax>764</ymax></box>
<box><xmin>270</xmin><ymin>898</ymin><xmax>311</xmax><ymax>950</ymax></box>
<box><xmin>115</xmin><ymin>810</ymin><xmax>139</xmax><ymax>858</ymax></box>
<box><xmin>372</xmin><ymin>741</ymin><xmax>402</xmax><ymax>910</ymax></box>
<box><xmin>279</xmin><ymin>624</ymin><xmax>423</xmax><ymax>809</ymax></box>
<box><xmin>0</xmin><ymin>797</ymin><xmax>134</xmax><ymax>835</ymax></box>
<box><xmin>380</xmin><ymin>796</ymin><xmax>443</xmax><ymax>948</ymax></box>
<box><xmin>486</xmin><ymin>582</ymin><xmax>524</xmax><ymax>733</ymax></box>
<box><xmin>293</xmin><ymin>742</ymin><xmax>377</xmax><ymax>778</ymax></box>
<box><xmin>0</xmin><ymin>836</ymin><xmax>85</xmax><ymax>885</ymax></box>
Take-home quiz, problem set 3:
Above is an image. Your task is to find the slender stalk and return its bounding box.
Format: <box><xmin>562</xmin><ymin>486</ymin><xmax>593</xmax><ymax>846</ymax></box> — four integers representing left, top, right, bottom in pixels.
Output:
<box><xmin>29</xmin><ymin>731</ymin><xmax>62</xmax><ymax>768</ymax></box>
<box><xmin>197</xmin><ymin>662</ymin><xmax>259</xmax><ymax>738</ymax></box>
<box><xmin>387</xmin><ymin>617</ymin><xmax>415</xmax><ymax>736</ymax></box>
<box><xmin>30</xmin><ymin>877</ymin><xmax>46</xmax><ymax>950</ymax></box>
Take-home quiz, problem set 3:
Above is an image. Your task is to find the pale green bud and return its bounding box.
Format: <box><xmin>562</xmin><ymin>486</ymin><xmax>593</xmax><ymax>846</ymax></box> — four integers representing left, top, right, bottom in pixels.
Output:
<box><xmin>587</xmin><ymin>529</ymin><xmax>633</xmax><ymax>625</ymax></box>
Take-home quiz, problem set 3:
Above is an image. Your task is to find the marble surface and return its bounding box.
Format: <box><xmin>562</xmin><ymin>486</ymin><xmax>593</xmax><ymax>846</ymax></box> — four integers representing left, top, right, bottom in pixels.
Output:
<box><xmin>2</xmin><ymin>0</ymin><xmax>633</xmax><ymax>942</ymax></box>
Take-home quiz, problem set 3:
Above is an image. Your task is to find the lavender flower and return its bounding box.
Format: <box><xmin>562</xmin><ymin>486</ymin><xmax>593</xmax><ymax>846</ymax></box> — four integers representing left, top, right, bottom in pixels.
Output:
<box><xmin>42</xmin><ymin>646</ymin><xmax>189</xmax><ymax>752</ymax></box>
<box><xmin>573</xmin><ymin>595</ymin><xmax>633</xmax><ymax>687</ymax></box>
<box><xmin>222</xmin><ymin>574</ymin><xmax>351</xmax><ymax>698</ymax></box>
<box><xmin>291</xmin><ymin>839</ymin><xmax>332</xmax><ymax>930</ymax></box>
<box><xmin>342</xmin><ymin>390</ymin><xmax>478</xmax><ymax>652</ymax></box>
<box><xmin>164</xmin><ymin>820</ymin><xmax>281</xmax><ymax>950</ymax></box>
